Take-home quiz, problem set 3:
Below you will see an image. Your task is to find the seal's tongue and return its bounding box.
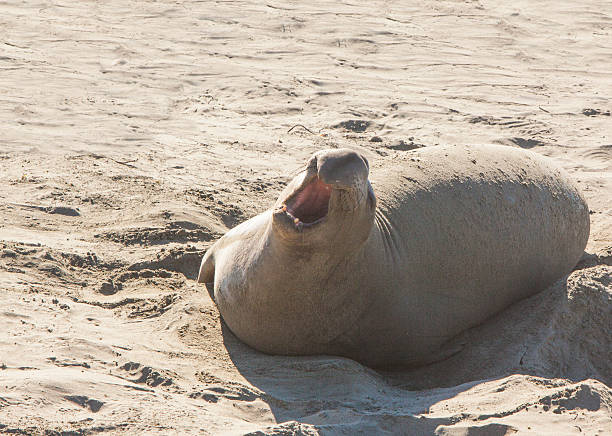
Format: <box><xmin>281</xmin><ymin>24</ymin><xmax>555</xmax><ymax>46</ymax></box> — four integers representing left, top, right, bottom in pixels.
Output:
<box><xmin>286</xmin><ymin>176</ymin><xmax>331</xmax><ymax>224</ymax></box>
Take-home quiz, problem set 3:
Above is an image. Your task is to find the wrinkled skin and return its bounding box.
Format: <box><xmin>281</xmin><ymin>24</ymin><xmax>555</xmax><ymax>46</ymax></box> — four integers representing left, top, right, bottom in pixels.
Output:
<box><xmin>198</xmin><ymin>145</ymin><xmax>590</xmax><ymax>368</ymax></box>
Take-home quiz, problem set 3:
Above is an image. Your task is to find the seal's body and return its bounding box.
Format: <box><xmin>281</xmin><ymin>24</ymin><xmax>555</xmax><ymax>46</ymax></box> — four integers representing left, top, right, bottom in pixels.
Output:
<box><xmin>198</xmin><ymin>145</ymin><xmax>589</xmax><ymax>368</ymax></box>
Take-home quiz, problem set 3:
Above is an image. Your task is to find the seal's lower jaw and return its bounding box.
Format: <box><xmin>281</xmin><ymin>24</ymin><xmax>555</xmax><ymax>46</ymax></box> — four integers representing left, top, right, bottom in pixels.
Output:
<box><xmin>277</xmin><ymin>175</ymin><xmax>332</xmax><ymax>231</ymax></box>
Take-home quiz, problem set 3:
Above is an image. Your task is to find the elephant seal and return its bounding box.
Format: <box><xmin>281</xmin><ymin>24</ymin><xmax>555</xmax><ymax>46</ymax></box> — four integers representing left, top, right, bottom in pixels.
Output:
<box><xmin>198</xmin><ymin>145</ymin><xmax>589</xmax><ymax>368</ymax></box>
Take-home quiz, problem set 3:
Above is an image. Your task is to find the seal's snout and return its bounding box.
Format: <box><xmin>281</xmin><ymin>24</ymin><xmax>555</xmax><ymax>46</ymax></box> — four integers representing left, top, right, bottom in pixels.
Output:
<box><xmin>274</xmin><ymin>148</ymin><xmax>371</xmax><ymax>233</ymax></box>
<box><xmin>316</xmin><ymin>149</ymin><xmax>369</xmax><ymax>187</ymax></box>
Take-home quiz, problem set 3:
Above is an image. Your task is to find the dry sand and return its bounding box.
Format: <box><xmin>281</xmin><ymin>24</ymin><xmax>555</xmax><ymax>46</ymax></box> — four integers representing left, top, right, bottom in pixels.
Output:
<box><xmin>1</xmin><ymin>0</ymin><xmax>611</xmax><ymax>434</ymax></box>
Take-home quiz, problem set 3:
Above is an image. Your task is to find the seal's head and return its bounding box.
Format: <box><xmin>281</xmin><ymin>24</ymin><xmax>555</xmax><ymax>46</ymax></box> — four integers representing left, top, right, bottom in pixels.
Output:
<box><xmin>272</xmin><ymin>148</ymin><xmax>376</xmax><ymax>250</ymax></box>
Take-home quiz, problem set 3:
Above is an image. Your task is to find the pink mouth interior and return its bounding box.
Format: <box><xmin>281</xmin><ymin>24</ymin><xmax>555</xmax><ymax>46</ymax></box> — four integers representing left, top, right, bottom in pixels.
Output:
<box><xmin>286</xmin><ymin>176</ymin><xmax>332</xmax><ymax>224</ymax></box>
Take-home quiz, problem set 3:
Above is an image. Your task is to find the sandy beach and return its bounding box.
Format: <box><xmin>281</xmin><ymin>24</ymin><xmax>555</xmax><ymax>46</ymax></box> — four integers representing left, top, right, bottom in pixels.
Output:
<box><xmin>1</xmin><ymin>0</ymin><xmax>610</xmax><ymax>434</ymax></box>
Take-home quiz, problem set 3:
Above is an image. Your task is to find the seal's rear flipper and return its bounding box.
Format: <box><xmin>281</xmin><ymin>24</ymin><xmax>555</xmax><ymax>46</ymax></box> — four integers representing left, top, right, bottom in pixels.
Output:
<box><xmin>197</xmin><ymin>250</ymin><xmax>215</xmax><ymax>284</ymax></box>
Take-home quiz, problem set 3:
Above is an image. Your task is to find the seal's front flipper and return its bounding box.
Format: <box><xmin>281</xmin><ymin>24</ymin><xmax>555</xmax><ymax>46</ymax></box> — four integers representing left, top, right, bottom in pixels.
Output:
<box><xmin>197</xmin><ymin>250</ymin><xmax>215</xmax><ymax>284</ymax></box>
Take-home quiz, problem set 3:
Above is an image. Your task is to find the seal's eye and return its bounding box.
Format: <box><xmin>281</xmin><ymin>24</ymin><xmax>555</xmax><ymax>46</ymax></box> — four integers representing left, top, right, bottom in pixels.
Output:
<box><xmin>286</xmin><ymin>176</ymin><xmax>331</xmax><ymax>224</ymax></box>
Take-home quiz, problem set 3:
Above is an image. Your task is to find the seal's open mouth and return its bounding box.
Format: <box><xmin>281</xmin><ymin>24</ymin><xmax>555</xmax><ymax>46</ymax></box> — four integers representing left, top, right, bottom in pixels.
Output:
<box><xmin>283</xmin><ymin>176</ymin><xmax>331</xmax><ymax>227</ymax></box>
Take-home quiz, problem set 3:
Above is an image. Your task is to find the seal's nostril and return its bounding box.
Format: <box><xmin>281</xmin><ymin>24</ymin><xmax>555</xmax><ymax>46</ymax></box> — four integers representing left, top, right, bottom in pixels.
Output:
<box><xmin>317</xmin><ymin>150</ymin><xmax>369</xmax><ymax>187</ymax></box>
